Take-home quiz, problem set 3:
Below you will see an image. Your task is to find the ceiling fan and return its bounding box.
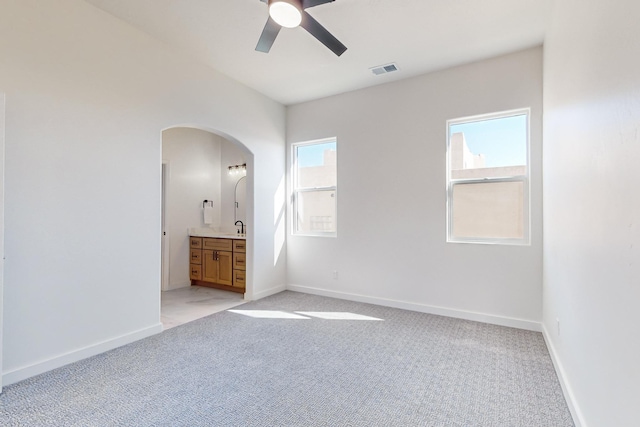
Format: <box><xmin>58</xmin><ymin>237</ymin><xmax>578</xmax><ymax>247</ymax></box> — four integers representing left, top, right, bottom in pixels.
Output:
<box><xmin>255</xmin><ymin>0</ymin><xmax>347</xmax><ymax>56</ymax></box>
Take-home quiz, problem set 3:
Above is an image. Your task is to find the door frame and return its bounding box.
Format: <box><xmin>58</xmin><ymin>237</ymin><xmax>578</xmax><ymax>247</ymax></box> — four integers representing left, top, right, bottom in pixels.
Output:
<box><xmin>161</xmin><ymin>161</ymin><xmax>170</xmax><ymax>292</ymax></box>
<box><xmin>0</xmin><ymin>93</ymin><xmax>6</xmax><ymax>392</ymax></box>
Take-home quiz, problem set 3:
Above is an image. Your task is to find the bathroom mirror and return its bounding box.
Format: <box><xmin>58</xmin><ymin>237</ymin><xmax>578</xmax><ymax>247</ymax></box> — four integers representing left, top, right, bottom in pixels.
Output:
<box><xmin>234</xmin><ymin>176</ymin><xmax>247</xmax><ymax>225</ymax></box>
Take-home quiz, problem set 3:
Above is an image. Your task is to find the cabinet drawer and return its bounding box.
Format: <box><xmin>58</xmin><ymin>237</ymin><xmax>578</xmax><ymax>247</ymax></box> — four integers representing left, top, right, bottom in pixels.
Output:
<box><xmin>233</xmin><ymin>270</ymin><xmax>246</xmax><ymax>288</ymax></box>
<box><xmin>190</xmin><ymin>237</ymin><xmax>202</xmax><ymax>249</ymax></box>
<box><xmin>233</xmin><ymin>252</ymin><xmax>246</xmax><ymax>270</ymax></box>
<box><xmin>190</xmin><ymin>264</ymin><xmax>202</xmax><ymax>280</ymax></box>
<box><xmin>190</xmin><ymin>249</ymin><xmax>202</xmax><ymax>265</ymax></box>
<box><xmin>233</xmin><ymin>239</ymin><xmax>246</xmax><ymax>253</ymax></box>
<box><xmin>203</xmin><ymin>238</ymin><xmax>233</xmax><ymax>251</ymax></box>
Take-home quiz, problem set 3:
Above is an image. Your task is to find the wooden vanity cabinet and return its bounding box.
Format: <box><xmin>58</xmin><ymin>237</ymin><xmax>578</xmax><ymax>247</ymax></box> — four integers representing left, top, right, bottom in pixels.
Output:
<box><xmin>189</xmin><ymin>238</ymin><xmax>203</xmax><ymax>280</ymax></box>
<box><xmin>232</xmin><ymin>239</ymin><xmax>246</xmax><ymax>289</ymax></box>
<box><xmin>190</xmin><ymin>236</ymin><xmax>245</xmax><ymax>293</ymax></box>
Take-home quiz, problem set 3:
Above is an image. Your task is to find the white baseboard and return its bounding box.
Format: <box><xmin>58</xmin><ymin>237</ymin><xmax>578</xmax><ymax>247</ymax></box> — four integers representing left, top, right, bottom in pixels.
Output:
<box><xmin>250</xmin><ymin>284</ymin><xmax>286</xmax><ymax>301</ymax></box>
<box><xmin>2</xmin><ymin>323</ymin><xmax>163</xmax><ymax>386</ymax></box>
<box><xmin>542</xmin><ymin>325</ymin><xmax>585</xmax><ymax>427</ymax></box>
<box><xmin>167</xmin><ymin>281</ymin><xmax>191</xmax><ymax>291</ymax></box>
<box><xmin>287</xmin><ymin>284</ymin><xmax>542</xmax><ymax>332</ymax></box>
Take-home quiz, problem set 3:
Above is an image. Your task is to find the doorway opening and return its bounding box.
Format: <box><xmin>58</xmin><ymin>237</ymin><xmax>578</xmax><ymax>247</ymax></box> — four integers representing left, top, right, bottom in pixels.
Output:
<box><xmin>160</xmin><ymin>126</ymin><xmax>252</xmax><ymax>328</ymax></box>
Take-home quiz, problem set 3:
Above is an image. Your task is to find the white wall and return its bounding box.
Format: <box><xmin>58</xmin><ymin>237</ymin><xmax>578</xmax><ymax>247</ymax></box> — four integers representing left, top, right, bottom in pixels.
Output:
<box><xmin>162</xmin><ymin>128</ymin><xmax>221</xmax><ymax>290</ymax></box>
<box><xmin>0</xmin><ymin>0</ymin><xmax>286</xmax><ymax>385</ymax></box>
<box><xmin>543</xmin><ymin>0</ymin><xmax>640</xmax><ymax>425</ymax></box>
<box><xmin>287</xmin><ymin>47</ymin><xmax>543</xmax><ymax>329</ymax></box>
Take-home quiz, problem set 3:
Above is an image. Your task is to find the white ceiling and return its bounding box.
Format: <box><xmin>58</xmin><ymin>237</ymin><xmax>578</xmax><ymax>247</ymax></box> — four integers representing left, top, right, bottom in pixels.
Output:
<box><xmin>84</xmin><ymin>0</ymin><xmax>552</xmax><ymax>105</ymax></box>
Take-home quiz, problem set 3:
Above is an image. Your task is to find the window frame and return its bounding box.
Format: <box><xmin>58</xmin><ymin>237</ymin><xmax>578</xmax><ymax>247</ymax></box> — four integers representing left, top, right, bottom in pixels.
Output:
<box><xmin>292</xmin><ymin>137</ymin><xmax>338</xmax><ymax>237</ymax></box>
<box><xmin>446</xmin><ymin>108</ymin><xmax>531</xmax><ymax>246</ymax></box>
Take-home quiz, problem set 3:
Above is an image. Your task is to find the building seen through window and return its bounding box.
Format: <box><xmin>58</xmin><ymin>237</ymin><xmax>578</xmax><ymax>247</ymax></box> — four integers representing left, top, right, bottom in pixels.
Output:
<box><xmin>293</xmin><ymin>139</ymin><xmax>337</xmax><ymax>236</ymax></box>
<box><xmin>447</xmin><ymin>111</ymin><xmax>529</xmax><ymax>244</ymax></box>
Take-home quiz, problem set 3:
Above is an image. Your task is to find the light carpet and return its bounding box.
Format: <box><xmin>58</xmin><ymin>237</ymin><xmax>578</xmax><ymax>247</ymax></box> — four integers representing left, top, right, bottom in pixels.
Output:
<box><xmin>0</xmin><ymin>291</ymin><xmax>574</xmax><ymax>426</ymax></box>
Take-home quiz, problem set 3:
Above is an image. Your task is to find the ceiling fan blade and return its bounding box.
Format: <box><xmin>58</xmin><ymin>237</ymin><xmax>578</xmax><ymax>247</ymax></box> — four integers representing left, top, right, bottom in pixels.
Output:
<box><xmin>302</xmin><ymin>0</ymin><xmax>334</xmax><ymax>9</ymax></box>
<box><xmin>256</xmin><ymin>16</ymin><xmax>282</xmax><ymax>53</ymax></box>
<box><xmin>300</xmin><ymin>11</ymin><xmax>347</xmax><ymax>56</ymax></box>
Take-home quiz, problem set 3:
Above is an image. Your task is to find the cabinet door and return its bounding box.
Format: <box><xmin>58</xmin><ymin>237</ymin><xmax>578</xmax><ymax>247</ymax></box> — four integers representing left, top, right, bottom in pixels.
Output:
<box><xmin>202</xmin><ymin>249</ymin><xmax>233</xmax><ymax>286</ymax></box>
<box><xmin>216</xmin><ymin>251</ymin><xmax>233</xmax><ymax>286</ymax></box>
<box><xmin>202</xmin><ymin>249</ymin><xmax>218</xmax><ymax>283</ymax></box>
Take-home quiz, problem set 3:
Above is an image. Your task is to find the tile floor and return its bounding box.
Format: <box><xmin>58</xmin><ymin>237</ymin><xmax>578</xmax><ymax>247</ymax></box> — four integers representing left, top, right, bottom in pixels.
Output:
<box><xmin>161</xmin><ymin>286</ymin><xmax>246</xmax><ymax>329</ymax></box>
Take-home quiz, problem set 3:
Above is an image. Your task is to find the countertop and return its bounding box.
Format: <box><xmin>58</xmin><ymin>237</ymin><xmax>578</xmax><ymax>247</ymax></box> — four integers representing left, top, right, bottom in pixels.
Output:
<box><xmin>188</xmin><ymin>227</ymin><xmax>246</xmax><ymax>240</ymax></box>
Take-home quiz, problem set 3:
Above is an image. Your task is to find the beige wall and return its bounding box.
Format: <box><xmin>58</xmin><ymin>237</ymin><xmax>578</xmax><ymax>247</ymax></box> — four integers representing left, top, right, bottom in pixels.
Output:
<box><xmin>452</xmin><ymin>181</ymin><xmax>524</xmax><ymax>239</ymax></box>
<box><xmin>296</xmin><ymin>148</ymin><xmax>337</xmax><ymax>233</ymax></box>
<box><xmin>450</xmin><ymin>133</ymin><xmax>485</xmax><ymax>169</ymax></box>
<box><xmin>449</xmin><ymin>127</ymin><xmax>527</xmax><ymax>240</ymax></box>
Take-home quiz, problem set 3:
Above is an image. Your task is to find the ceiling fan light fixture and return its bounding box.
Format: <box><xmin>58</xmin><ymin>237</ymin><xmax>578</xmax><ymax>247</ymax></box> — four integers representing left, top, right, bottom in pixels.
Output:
<box><xmin>269</xmin><ymin>0</ymin><xmax>302</xmax><ymax>28</ymax></box>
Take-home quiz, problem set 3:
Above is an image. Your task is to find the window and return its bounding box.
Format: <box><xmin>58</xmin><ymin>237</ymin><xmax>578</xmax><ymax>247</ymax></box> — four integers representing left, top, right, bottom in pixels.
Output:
<box><xmin>292</xmin><ymin>138</ymin><xmax>338</xmax><ymax>236</ymax></box>
<box><xmin>292</xmin><ymin>138</ymin><xmax>337</xmax><ymax>236</ymax></box>
<box><xmin>446</xmin><ymin>109</ymin><xmax>530</xmax><ymax>245</ymax></box>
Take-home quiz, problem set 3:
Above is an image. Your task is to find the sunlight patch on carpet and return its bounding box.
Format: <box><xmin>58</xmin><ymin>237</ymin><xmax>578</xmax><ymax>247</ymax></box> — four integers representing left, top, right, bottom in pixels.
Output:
<box><xmin>295</xmin><ymin>312</ymin><xmax>384</xmax><ymax>321</ymax></box>
<box><xmin>228</xmin><ymin>310</ymin><xmax>310</xmax><ymax>319</ymax></box>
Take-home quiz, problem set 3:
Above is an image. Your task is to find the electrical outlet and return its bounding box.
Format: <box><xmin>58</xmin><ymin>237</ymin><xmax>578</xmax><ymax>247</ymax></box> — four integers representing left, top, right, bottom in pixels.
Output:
<box><xmin>556</xmin><ymin>318</ymin><xmax>560</xmax><ymax>336</ymax></box>
<box><xmin>332</xmin><ymin>270</ymin><xmax>338</xmax><ymax>280</ymax></box>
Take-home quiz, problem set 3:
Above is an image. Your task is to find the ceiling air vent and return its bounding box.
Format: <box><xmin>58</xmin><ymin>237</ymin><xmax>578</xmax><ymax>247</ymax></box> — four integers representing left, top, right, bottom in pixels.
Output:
<box><xmin>370</xmin><ymin>63</ymin><xmax>399</xmax><ymax>76</ymax></box>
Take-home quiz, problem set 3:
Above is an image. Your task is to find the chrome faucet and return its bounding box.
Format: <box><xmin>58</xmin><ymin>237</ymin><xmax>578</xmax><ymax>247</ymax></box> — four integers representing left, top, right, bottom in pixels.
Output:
<box><xmin>235</xmin><ymin>220</ymin><xmax>245</xmax><ymax>235</ymax></box>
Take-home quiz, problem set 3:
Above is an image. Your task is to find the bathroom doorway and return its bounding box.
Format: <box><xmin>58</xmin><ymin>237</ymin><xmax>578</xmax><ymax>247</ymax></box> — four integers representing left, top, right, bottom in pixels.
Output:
<box><xmin>159</xmin><ymin>126</ymin><xmax>252</xmax><ymax>327</ymax></box>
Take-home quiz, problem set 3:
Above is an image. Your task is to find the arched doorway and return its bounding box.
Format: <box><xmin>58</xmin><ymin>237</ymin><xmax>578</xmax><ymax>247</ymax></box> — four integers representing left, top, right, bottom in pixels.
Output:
<box><xmin>160</xmin><ymin>125</ymin><xmax>253</xmax><ymax>328</ymax></box>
